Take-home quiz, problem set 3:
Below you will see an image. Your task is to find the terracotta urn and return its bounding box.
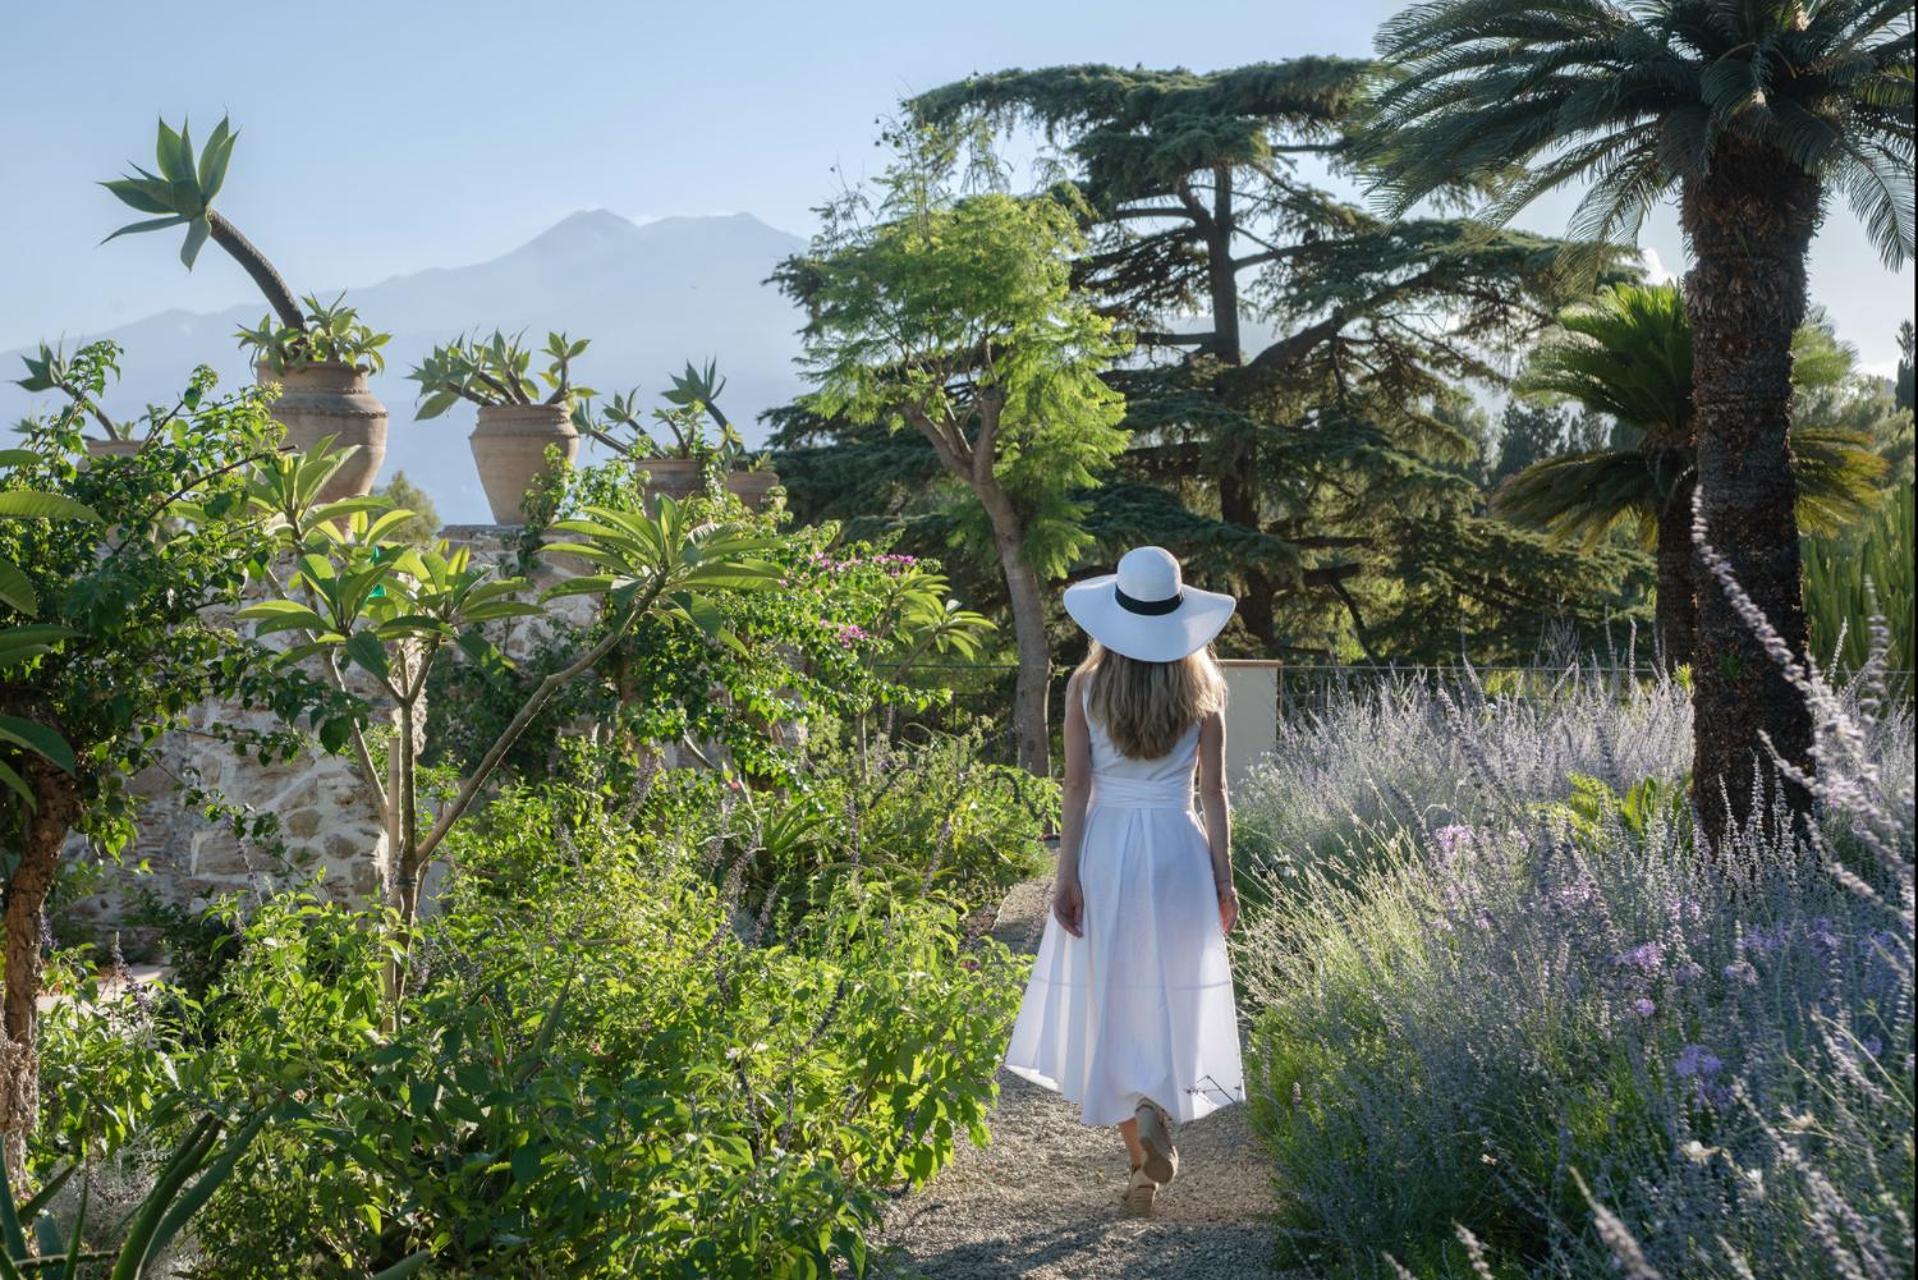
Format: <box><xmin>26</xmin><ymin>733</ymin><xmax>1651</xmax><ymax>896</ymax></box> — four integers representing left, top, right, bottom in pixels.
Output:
<box><xmin>725</xmin><ymin>468</ymin><xmax>780</xmax><ymax>510</ymax></box>
<box><xmin>471</xmin><ymin>402</ymin><xmax>579</xmax><ymax>525</ymax></box>
<box><xmin>638</xmin><ymin>456</ymin><xmax>781</xmax><ymax>511</ymax></box>
<box><xmin>256</xmin><ymin>361</ymin><xmax>388</xmax><ymax>501</ymax></box>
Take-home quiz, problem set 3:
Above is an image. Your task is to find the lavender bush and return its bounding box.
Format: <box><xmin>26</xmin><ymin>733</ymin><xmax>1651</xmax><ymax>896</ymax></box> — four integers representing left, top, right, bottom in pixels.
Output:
<box><xmin>1232</xmin><ymin>661</ymin><xmax>1693</xmax><ymax>889</ymax></box>
<box><xmin>1233</xmin><ymin>659</ymin><xmax>1913</xmax><ymax>1278</ymax></box>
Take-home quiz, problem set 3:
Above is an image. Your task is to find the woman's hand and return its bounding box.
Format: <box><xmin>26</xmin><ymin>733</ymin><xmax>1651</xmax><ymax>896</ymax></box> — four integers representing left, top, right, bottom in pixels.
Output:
<box><xmin>1217</xmin><ymin>884</ymin><xmax>1240</xmax><ymax>935</ymax></box>
<box><xmin>1052</xmin><ymin>876</ymin><xmax>1085</xmax><ymax>938</ymax></box>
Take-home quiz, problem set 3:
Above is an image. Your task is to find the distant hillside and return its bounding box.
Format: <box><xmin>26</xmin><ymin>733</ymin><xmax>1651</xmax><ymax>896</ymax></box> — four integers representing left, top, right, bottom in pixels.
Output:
<box><xmin>1</xmin><ymin>210</ymin><xmax>810</xmax><ymax>523</ymax></box>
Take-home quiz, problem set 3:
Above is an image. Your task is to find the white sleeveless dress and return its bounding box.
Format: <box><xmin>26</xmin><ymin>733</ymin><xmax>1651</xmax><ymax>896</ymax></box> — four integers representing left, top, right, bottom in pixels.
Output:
<box><xmin>1003</xmin><ymin>694</ymin><xmax>1246</xmax><ymax>1126</ymax></box>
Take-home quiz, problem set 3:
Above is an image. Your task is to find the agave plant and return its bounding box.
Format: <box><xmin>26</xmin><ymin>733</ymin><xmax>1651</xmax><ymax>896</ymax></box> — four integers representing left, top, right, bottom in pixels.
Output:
<box><xmin>101</xmin><ymin>117</ymin><xmax>306</xmax><ymax>332</ymax></box>
<box><xmin>408</xmin><ymin>331</ymin><xmax>594</xmax><ymax>419</ymax></box>
<box><xmin>571</xmin><ymin>359</ymin><xmax>749</xmax><ymax>464</ymax></box>
<box><xmin>0</xmin><ymin>1107</ymin><xmax>273</xmax><ymax>1280</ymax></box>
<box><xmin>235</xmin><ymin>292</ymin><xmax>391</xmax><ymax>375</ymax></box>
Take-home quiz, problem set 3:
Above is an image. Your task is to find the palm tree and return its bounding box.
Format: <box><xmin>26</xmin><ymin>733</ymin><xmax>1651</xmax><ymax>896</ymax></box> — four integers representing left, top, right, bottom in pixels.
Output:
<box><xmin>1366</xmin><ymin>0</ymin><xmax>1914</xmax><ymax>844</ymax></box>
<box><xmin>1496</xmin><ymin>283</ymin><xmax>1887</xmax><ymax>666</ymax></box>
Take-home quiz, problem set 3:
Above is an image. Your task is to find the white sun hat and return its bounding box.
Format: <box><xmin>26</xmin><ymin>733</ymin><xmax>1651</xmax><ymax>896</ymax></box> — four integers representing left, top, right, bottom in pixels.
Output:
<box><xmin>1063</xmin><ymin>546</ymin><xmax>1236</xmax><ymax>663</ymax></box>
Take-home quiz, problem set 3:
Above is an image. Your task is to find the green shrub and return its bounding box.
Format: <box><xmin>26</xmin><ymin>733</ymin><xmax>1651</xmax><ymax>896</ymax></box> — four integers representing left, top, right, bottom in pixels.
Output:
<box><xmin>136</xmin><ymin>780</ymin><xmax>1022</xmax><ymax>1277</ymax></box>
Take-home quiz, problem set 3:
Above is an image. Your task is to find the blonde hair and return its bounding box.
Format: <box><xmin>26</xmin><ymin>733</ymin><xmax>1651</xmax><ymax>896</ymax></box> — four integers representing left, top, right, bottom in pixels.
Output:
<box><xmin>1076</xmin><ymin>642</ymin><xmax>1225</xmax><ymax>761</ymax></box>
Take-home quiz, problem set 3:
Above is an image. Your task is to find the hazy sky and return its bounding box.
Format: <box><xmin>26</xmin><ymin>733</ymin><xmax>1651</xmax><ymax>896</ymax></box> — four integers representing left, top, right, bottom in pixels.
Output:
<box><xmin>2</xmin><ymin>0</ymin><xmax>1910</xmax><ymax>371</ymax></box>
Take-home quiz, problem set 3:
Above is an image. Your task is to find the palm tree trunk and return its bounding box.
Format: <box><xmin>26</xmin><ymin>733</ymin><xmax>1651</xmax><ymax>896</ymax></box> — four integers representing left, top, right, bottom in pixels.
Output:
<box><xmin>1</xmin><ymin>758</ymin><xmax>81</xmax><ymax>1184</ymax></box>
<box><xmin>1654</xmin><ymin>475</ymin><xmax>1698</xmax><ymax>668</ymax></box>
<box><xmin>1680</xmin><ymin>148</ymin><xmax>1821</xmax><ymax>849</ymax></box>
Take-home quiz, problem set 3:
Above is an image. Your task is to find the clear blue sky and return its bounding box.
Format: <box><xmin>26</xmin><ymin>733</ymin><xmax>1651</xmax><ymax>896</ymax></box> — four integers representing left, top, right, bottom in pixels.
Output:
<box><xmin>2</xmin><ymin>0</ymin><xmax>1909</xmax><ymax>372</ymax></box>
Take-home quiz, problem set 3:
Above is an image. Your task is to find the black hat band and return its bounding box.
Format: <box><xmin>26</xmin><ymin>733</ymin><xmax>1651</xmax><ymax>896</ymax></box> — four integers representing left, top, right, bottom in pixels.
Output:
<box><xmin>1115</xmin><ymin>586</ymin><xmax>1183</xmax><ymax>616</ymax></box>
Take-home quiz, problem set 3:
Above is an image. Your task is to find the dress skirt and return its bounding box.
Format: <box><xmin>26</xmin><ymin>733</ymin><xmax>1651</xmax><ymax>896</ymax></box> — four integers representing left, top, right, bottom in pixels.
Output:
<box><xmin>1002</xmin><ymin>775</ymin><xmax>1245</xmax><ymax>1126</ymax></box>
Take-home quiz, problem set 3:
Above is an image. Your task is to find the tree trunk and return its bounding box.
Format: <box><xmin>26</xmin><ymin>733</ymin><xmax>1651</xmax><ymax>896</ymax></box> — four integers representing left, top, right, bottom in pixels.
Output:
<box><xmin>1204</xmin><ymin>166</ymin><xmax>1278</xmax><ymax>646</ymax></box>
<box><xmin>1680</xmin><ymin>148</ymin><xmax>1821</xmax><ymax>848</ymax></box>
<box><xmin>976</xmin><ymin>479</ymin><xmax>1052</xmax><ymax>776</ymax></box>
<box><xmin>1654</xmin><ymin>475</ymin><xmax>1698</xmax><ymax>669</ymax></box>
<box><xmin>2</xmin><ymin>758</ymin><xmax>81</xmax><ymax>1183</ymax></box>
<box><xmin>208</xmin><ymin>210</ymin><xmax>304</xmax><ymax>331</ymax></box>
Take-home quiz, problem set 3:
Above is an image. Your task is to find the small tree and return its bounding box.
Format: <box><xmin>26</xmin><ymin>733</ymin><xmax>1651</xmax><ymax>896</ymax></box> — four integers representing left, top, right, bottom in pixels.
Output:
<box><xmin>241</xmin><ymin>448</ymin><xmax>777</xmax><ymax>991</ymax></box>
<box><xmin>777</xmin><ymin>134</ymin><xmax>1128</xmax><ymax>774</ymax></box>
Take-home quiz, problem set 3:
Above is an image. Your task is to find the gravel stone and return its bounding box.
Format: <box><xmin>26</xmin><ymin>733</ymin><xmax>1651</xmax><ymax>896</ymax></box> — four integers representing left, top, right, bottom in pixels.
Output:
<box><xmin>869</xmin><ymin>873</ymin><xmax>1286</xmax><ymax>1279</ymax></box>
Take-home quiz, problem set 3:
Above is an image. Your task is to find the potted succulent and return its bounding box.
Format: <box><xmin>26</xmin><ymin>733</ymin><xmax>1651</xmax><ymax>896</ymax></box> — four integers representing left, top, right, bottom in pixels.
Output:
<box><xmin>13</xmin><ymin>340</ymin><xmax>142</xmax><ymax>457</ymax></box>
<box><xmin>572</xmin><ymin>360</ymin><xmax>779</xmax><ymax>509</ymax></box>
<box><xmin>409</xmin><ymin>330</ymin><xmax>591</xmax><ymax>525</ymax></box>
<box><xmin>101</xmin><ymin>116</ymin><xmax>391</xmax><ymax>497</ymax></box>
<box><xmin>236</xmin><ymin>292</ymin><xmax>391</xmax><ymax>500</ymax></box>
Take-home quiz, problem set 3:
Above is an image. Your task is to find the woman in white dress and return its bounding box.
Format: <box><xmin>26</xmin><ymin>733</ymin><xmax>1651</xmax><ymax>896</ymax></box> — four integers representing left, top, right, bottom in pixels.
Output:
<box><xmin>1003</xmin><ymin>546</ymin><xmax>1245</xmax><ymax>1216</ymax></box>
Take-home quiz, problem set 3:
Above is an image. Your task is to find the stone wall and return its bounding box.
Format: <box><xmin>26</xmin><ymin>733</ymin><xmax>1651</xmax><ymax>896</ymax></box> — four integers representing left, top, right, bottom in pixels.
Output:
<box><xmin>58</xmin><ymin>525</ymin><xmax>572</xmax><ymax>953</ymax></box>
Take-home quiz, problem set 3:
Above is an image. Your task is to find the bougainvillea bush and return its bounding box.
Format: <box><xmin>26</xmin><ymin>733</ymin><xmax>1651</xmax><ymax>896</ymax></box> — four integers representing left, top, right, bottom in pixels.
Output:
<box><xmin>1233</xmin><ymin>662</ymin><xmax>1913</xmax><ymax>1279</ymax></box>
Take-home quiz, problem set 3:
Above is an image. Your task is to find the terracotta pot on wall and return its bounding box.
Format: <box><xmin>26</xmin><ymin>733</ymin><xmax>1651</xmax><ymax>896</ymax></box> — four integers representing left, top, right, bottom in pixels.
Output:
<box><xmin>637</xmin><ymin>457</ymin><xmax>781</xmax><ymax>511</ymax></box>
<box><xmin>471</xmin><ymin>402</ymin><xmax>579</xmax><ymax>525</ymax></box>
<box><xmin>256</xmin><ymin>361</ymin><xmax>388</xmax><ymax>501</ymax></box>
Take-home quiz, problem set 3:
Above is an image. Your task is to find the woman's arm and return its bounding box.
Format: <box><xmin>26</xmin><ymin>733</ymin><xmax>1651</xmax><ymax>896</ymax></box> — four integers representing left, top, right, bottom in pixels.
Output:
<box><xmin>1052</xmin><ymin>670</ymin><xmax>1093</xmax><ymax>937</ymax></box>
<box><xmin>1197</xmin><ymin>710</ymin><xmax>1238</xmax><ymax>933</ymax></box>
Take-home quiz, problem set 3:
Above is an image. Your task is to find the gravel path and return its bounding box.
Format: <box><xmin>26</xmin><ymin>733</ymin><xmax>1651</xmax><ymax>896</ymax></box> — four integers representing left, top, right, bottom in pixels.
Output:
<box><xmin>870</xmin><ymin>875</ymin><xmax>1282</xmax><ymax>1280</ymax></box>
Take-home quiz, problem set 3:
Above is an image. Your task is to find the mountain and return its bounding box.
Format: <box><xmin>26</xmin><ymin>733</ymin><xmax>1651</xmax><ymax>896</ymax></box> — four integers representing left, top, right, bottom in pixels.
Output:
<box><xmin>1</xmin><ymin>210</ymin><xmax>810</xmax><ymax>523</ymax></box>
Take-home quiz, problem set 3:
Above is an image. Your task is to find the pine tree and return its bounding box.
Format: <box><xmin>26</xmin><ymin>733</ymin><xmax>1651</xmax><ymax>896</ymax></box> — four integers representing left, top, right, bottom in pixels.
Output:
<box><xmin>906</xmin><ymin>62</ymin><xmax>1644</xmax><ymax>660</ymax></box>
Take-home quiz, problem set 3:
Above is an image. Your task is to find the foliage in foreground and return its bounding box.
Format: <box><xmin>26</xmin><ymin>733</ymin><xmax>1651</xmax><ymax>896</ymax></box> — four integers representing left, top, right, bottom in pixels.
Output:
<box><xmin>37</xmin><ymin>770</ymin><xmax>1024</xmax><ymax>1278</ymax></box>
<box><xmin>1233</xmin><ymin>662</ymin><xmax>1914</xmax><ymax>1278</ymax></box>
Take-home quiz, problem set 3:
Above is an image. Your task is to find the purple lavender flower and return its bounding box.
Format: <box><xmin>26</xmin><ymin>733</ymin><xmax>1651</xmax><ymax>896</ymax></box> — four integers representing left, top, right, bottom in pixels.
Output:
<box><xmin>1632</xmin><ymin>997</ymin><xmax>1657</xmax><ymax>1017</ymax></box>
<box><xmin>1723</xmin><ymin>959</ymin><xmax>1759</xmax><ymax>986</ymax></box>
<box><xmin>1551</xmin><ymin>874</ymin><xmax>1601</xmax><ymax>912</ymax></box>
<box><xmin>1674</xmin><ymin>1044</ymin><xmax>1724</xmax><ymax>1079</ymax></box>
<box><xmin>1617</xmin><ymin>941</ymin><xmax>1665</xmax><ymax>974</ymax></box>
<box><xmin>1431</xmin><ymin>824</ymin><xmax>1477</xmax><ymax>866</ymax></box>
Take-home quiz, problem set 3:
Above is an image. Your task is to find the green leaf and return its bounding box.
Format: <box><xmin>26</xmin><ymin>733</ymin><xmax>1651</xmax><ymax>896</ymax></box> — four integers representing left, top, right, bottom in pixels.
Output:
<box><xmin>198</xmin><ymin>117</ymin><xmax>235</xmax><ymax>199</ymax></box>
<box><xmin>343</xmin><ymin>629</ymin><xmax>391</xmax><ymax>680</ymax></box>
<box><xmin>100</xmin><ymin>177</ymin><xmax>175</xmax><ymax>216</ymax></box>
<box><xmin>0</xmin><ymin>1138</ymin><xmax>29</xmax><ymax>1258</ymax></box>
<box><xmin>179</xmin><ymin>216</ymin><xmax>211</xmax><ymax>268</ymax></box>
<box><xmin>368</xmin><ymin>1253</ymin><xmax>435</xmax><ymax>1280</ymax></box>
<box><xmin>145</xmin><ymin>1108</ymin><xmax>273</xmax><ymax>1263</ymax></box>
<box><xmin>0</xmin><ymin>758</ymin><xmax>31</xmax><ymax>809</ymax></box>
<box><xmin>0</xmin><ymin>624</ymin><xmax>74</xmax><ymax>666</ymax></box>
<box><xmin>235</xmin><ymin>600</ymin><xmax>331</xmax><ymax>635</ymax></box>
<box><xmin>101</xmin><ymin>214</ymin><xmax>189</xmax><ymax>244</ymax></box>
<box><xmin>0</xmin><ymin>715</ymin><xmax>76</xmax><ymax>773</ymax></box>
<box><xmin>0</xmin><ymin>561</ymin><xmax>36</xmax><ymax>616</ymax></box>
<box><xmin>0</xmin><ymin>492</ymin><xmax>102</xmax><ymax>522</ymax></box>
